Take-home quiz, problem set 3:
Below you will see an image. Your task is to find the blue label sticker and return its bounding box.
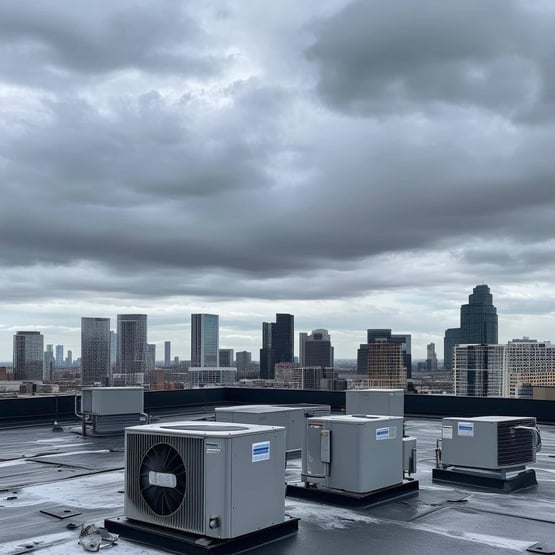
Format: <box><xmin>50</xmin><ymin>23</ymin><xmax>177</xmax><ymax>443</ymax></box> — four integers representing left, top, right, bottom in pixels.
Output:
<box><xmin>252</xmin><ymin>441</ymin><xmax>270</xmax><ymax>462</ymax></box>
<box><xmin>376</xmin><ymin>427</ymin><xmax>390</xmax><ymax>440</ymax></box>
<box><xmin>458</xmin><ymin>422</ymin><xmax>474</xmax><ymax>437</ymax></box>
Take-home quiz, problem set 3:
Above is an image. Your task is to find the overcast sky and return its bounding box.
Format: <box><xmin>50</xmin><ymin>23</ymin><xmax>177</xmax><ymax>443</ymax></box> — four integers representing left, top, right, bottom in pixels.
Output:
<box><xmin>2</xmin><ymin>0</ymin><xmax>555</xmax><ymax>362</ymax></box>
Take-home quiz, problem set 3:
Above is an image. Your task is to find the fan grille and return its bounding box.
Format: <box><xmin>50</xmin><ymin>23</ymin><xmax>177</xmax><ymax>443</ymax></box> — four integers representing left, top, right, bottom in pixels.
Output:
<box><xmin>140</xmin><ymin>443</ymin><xmax>186</xmax><ymax>516</ymax></box>
<box><xmin>125</xmin><ymin>433</ymin><xmax>205</xmax><ymax>533</ymax></box>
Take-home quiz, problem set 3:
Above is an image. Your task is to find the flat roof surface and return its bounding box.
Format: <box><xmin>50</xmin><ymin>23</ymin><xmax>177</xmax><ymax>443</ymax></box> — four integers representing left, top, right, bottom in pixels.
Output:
<box><xmin>1</xmin><ymin>414</ymin><xmax>554</xmax><ymax>554</ymax></box>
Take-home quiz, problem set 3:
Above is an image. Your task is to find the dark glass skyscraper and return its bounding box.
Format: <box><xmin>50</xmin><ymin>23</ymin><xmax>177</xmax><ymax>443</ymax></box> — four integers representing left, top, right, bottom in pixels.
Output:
<box><xmin>460</xmin><ymin>284</ymin><xmax>498</xmax><ymax>344</ymax></box>
<box><xmin>443</xmin><ymin>284</ymin><xmax>498</xmax><ymax>370</ymax></box>
<box><xmin>259</xmin><ymin>314</ymin><xmax>294</xmax><ymax>379</ymax></box>
<box><xmin>272</xmin><ymin>313</ymin><xmax>294</xmax><ymax>364</ymax></box>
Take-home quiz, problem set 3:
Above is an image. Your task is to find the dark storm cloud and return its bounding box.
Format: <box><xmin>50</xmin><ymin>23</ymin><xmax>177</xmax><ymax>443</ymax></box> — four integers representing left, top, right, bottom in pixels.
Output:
<box><xmin>307</xmin><ymin>0</ymin><xmax>555</xmax><ymax>120</ymax></box>
<box><xmin>0</xmin><ymin>1</ymin><xmax>217</xmax><ymax>85</ymax></box>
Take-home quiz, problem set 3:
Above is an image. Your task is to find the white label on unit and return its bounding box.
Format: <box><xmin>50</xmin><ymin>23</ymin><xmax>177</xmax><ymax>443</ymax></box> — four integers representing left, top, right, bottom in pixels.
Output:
<box><xmin>389</xmin><ymin>426</ymin><xmax>397</xmax><ymax>439</ymax></box>
<box><xmin>442</xmin><ymin>426</ymin><xmax>453</xmax><ymax>439</ymax></box>
<box><xmin>458</xmin><ymin>422</ymin><xmax>474</xmax><ymax>437</ymax></box>
<box><xmin>252</xmin><ymin>441</ymin><xmax>270</xmax><ymax>462</ymax></box>
<box><xmin>376</xmin><ymin>427</ymin><xmax>390</xmax><ymax>440</ymax></box>
<box><xmin>148</xmin><ymin>471</ymin><xmax>177</xmax><ymax>488</ymax></box>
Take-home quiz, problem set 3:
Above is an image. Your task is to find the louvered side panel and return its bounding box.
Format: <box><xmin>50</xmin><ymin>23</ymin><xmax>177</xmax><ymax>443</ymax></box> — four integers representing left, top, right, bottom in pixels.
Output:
<box><xmin>497</xmin><ymin>419</ymin><xmax>535</xmax><ymax>467</ymax></box>
<box><xmin>172</xmin><ymin>435</ymin><xmax>204</xmax><ymax>533</ymax></box>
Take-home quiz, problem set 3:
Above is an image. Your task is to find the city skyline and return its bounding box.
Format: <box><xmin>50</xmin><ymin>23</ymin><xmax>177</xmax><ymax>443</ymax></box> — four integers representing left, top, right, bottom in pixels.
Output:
<box><xmin>2</xmin><ymin>2</ymin><xmax>555</xmax><ymax>362</ymax></box>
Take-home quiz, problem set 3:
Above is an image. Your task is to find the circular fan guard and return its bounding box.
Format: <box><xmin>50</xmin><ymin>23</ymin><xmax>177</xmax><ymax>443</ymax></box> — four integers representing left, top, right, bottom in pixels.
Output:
<box><xmin>139</xmin><ymin>443</ymin><xmax>186</xmax><ymax>516</ymax></box>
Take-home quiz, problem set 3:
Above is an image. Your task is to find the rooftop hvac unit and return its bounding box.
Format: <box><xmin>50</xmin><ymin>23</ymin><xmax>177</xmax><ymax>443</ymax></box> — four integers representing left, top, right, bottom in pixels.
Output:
<box><xmin>124</xmin><ymin>421</ymin><xmax>286</xmax><ymax>539</ymax></box>
<box><xmin>345</xmin><ymin>389</ymin><xmax>404</xmax><ymax>416</ymax></box>
<box><xmin>440</xmin><ymin>416</ymin><xmax>541</xmax><ymax>471</ymax></box>
<box><xmin>302</xmin><ymin>415</ymin><xmax>403</xmax><ymax>494</ymax></box>
<box><xmin>76</xmin><ymin>387</ymin><xmax>147</xmax><ymax>436</ymax></box>
<box><xmin>215</xmin><ymin>404</ymin><xmax>329</xmax><ymax>452</ymax></box>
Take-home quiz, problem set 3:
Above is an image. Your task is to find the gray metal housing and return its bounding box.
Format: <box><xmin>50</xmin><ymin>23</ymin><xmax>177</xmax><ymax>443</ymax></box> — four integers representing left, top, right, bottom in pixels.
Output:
<box><xmin>215</xmin><ymin>404</ymin><xmax>330</xmax><ymax>452</ymax></box>
<box><xmin>345</xmin><ymin>389</ymin><xmax>404</xmax><ymax>416</ymax></box>
<box><xmin>302</xmin><ymin>415</ymin><xmax>403</xmax><ymax>493</ymax></box>
<box><xmin>82</xmin><ymin>387</ymin><xmax>144</xmax><ymax>415</ymax></box>
<box><xmin>125</xmin><ymin>421</ymin><xmax>286</xmax><ymax>539</ymax></box>
<box><xmin>440</xmin><ymin>416</ymin><xmax>538</xmax><ymax>471</ymax></box>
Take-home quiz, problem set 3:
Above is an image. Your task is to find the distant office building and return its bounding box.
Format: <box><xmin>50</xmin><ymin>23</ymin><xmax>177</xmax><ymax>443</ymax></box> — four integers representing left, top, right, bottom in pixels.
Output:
<box><xmin>66</xmin><ymin>350</ymin><xmax>73</xmax><ymax>366</ymax></box>
<box><xmin>81</xmin><ymin>317</ymin><xmax>110</xmax><ymax>386</ymax></box>
<box><xmin>505</xmin><ymin>338</ymin><xmax>555</xmax><ymax>398</ymax></box>
<box><xmin>461</xmin><ymin>285</ymin><xmax>498</xmax><ymax>344</ymax></box>
<box><xmin>299</xmin><ymin>329</ymin><xmax>334</xmax><ymax>367</ymax></box>
<box><xmin>367</xmin><ymin>341</ymin><xmax>407</xmax><ymax>389</ymax></box>
<box><xmin>454</xmin><ymin>344</ymin><xmax>505</xmax><ymax>397</ymax></box>
<box><xmin>357</xmin><ymin>344</ymin><xmax>369</xmax><ymax>374</ymax></box>
<box><xmin>236</xmin><ymin>351</ymin><xmax>252</xmax><ymax>372</ymax></box>
<box><xmin>259</xmin><ymin>313</ymin><xmax>294</xmax><ymax>379</ymax></box>
<box><xmin>55</xmin><ymin>344</ymin><xmax>63</xmax><ymax>367</ymax></box>
<box><xmin>164</xmin><ymin>341</ymin><xmax>171</xmax><ymax>367</ymax></box>
<box><xmin>44</xmin><ymin>345</ymin><xmax>55</xmax><ymax>382</ymax></box>
<box><xmin>191</xmin><ymin>314</ymin><xmax>219</xmax><ymax>367</ymax></box>
<box><xmin>260</xmin><ymin>321</ymin><xmax>274</xmax><ymax>379</ymax></box>
<box><xmin>14</xmin><ymin>331</ymin><xmax>44</xmax><ymax>381</ymax></box>
<box><xmin>110</xmin><ymin>331</ymin><xmax>117</xmax><ymax>371</ymax></box>
<box><xmin>219</xmin><ymin>348</ymin><xmax>234</xmax><ymax>367</ymax></box>
<box><xmin>426</xmin><ymin>343</ymin><xmax>438</xmax><ymax>372</ymax></box>
<box><xmin>117</xmin><ymin>314</ymin><xmax>147</xmax><ymax>385</ymax></box>
<box><xmin>273</xmin><ymin>314</ymin><xmax>294</xmax><ymax>364</ymax></box>
<box><xmin>444</xmin><ymin>284</ymin><xmax>498</xmax><ymax>370</ymax></box>
<box><xmin>365</xmin><ymin>330</ymin><xmax>411</xmax><ymax>379</ymax></box>
<box><xmin>147</xmin><ymin>344</ymin><xmax>156</xmax><ymax>372</ymax></box>
<box><xmin>390</xmin><ymin>333</ymin><xmax>412</xmax><ymax>379</ymax></box>
<box><xmin>444</xmin><ymin>328</ymin><xmax>462</xmax><ymax>372</ymax></box>
<box><xmin>188</xmin><ymin>367</ymin><xmax>237</xmax><ymax>388</ymax></box>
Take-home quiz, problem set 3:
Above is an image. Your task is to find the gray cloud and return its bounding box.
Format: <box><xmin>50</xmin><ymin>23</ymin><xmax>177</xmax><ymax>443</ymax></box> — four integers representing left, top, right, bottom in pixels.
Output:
<box><xmin>306</xmin><ymin>0</ymin><xmax>555</xmax><ymax>120</ymax></box>
<box><xmin>0</xmin><ymin>1</ymin><xmax>217</xmax><ymax>85</ymax></box>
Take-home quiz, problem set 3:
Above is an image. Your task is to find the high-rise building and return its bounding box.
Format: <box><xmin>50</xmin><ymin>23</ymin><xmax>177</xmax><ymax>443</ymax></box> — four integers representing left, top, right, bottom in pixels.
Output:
<box><xmin>55</xmin><ymin>344</ymin><xmax>63</xmax><ymax>367</ymax></box>
<box><xmin>299</xmin><ymin>329</ymin><xmax>334</xmax><ymax>367</ymax></box>
<box><xmin>443</xmin><ymin>328</ymin><xmax>462</xmax><ymax>371</ymax></box>
<box><xmin>164</xmin><ymin>341</ymin><xmax>171</xmax><ymax>367</ymax></box>
<box><xmin>444</xmin><ymin>284</ymin><xmax>498</xmax><ymax>370</ymax></box>
<box><xmin>367</xmin><ymin>341</ymin><xmax>407</xmax><ymax>389</ymax></box>
<box><xmin>219</xmin><ymin>348</ymin><xmax>234</xmax><ymax>367</ymax></box>
<box><xmin>147</xmin><ymin>344</ymin><xmax>156</xmax><ymax>372</ymax></box>
<box><xmin>110</xmin><ymin>331</ymin><xmax>117</xmax><ymax>371</ymax></box>
<box><xmin>259</xmin><ymin>314</ymin><xmax>294</xmax><ymax>379</ymax></box>
<box><xmin>13</xmin><ymin>331</ymin><xmax>44</xmax><ymax>381</ymax></box>
<box><xmin>66</xmin><ymin>350</ymin><xmax>73</xmax><ymax>366</ymax></box>
<box><xmin>390</xmin><ymin>333</ymin><xmax>412</xmax><ymax>379</ymax></box>
<box><xmin>272</xmin><ymin>314</ymin><xmax>294</xmax><ymax>365</ymax></box>
<box><xmin>236</xmin><ymin>351</ymin><xmax>252</xmax><ymax>373</ymax></box>
<box><xmin>357</xmin><ymin>344</ymin><xmax>369</xmax><ymax>373</ymax></box>
<box><xmin>44</xmin><ymin>345</ymin><xmax>55</xmax><ymax>382</ymax></box>
<box><xmin>260</xmin><ymin>321</ymin><xmax>274</xmax><ymax>379</ymax></box>
<box><xmin>81</xmin><ymin>317</ymin><xmax>110</xmax><ymax>386</ymax></box>
<box><xmin>454</xmin><ymin>344</ymin><xmax>505</xmax><ymax>397</ymax></box>
<box><xmin>191</xmin><ymin>314</ymin><xmax>219</xmax><ymax>367</ymax></box>
<box><xmin>358</xmin><ymin>329</ymin><xmax>409</xmax><ymax>386</ymax></box>
<box><xmin>426</xmin><ymin>342</ymin><xmax>438</xmax><ymax>372</ymax></box>
<box><xmin>117</xmin><ymin>314</ymin><xmax>147</xmax><ymax>385</ymax></box>
<box><xmin>505</xmin><ymin>338</ymin><xmax>555</xmax><ymax>398</ymax></box>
